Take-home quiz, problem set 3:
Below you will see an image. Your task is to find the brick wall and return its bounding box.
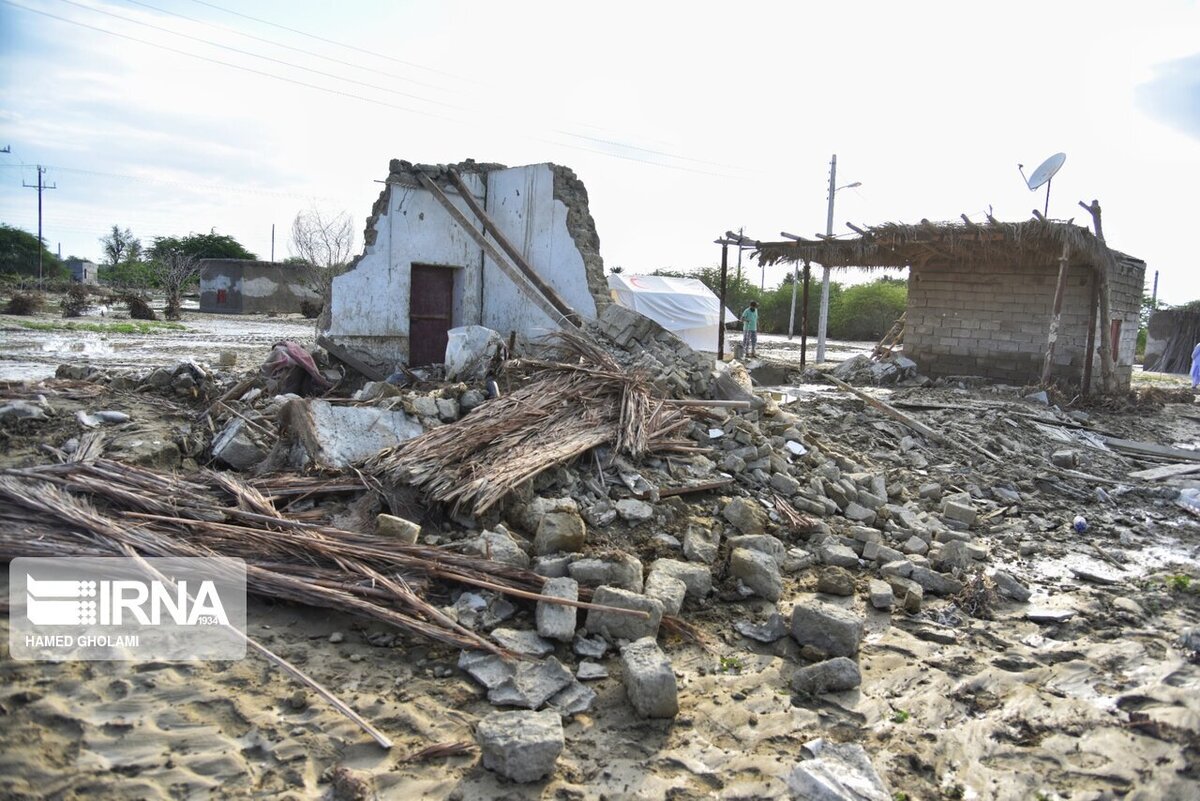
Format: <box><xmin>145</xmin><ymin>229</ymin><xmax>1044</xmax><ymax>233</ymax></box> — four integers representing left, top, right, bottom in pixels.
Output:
<box><xmin>906</xmin><ymin>256</ymin><xmax>1144</xmax><ymax>389</ymax></box>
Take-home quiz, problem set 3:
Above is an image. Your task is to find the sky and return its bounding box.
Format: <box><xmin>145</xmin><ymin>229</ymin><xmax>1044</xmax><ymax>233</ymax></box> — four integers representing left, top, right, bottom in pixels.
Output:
<box><xmin>1</xmin><ymin>0</ymin><xmax>1199</xmax><ymax>303</ymax></box>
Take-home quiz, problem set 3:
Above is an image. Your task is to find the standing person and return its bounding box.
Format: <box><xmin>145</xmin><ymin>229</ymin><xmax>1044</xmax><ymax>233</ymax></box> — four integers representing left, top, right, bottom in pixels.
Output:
<box><xmin>741</xmin><ymin>301</ymin><xmax>759</xmax><ymax>358</ymax></box>
<box><xmin>1191</xmin><ymin>341</ymin><xmax>1200</xmax><ymax>389</ymax></box>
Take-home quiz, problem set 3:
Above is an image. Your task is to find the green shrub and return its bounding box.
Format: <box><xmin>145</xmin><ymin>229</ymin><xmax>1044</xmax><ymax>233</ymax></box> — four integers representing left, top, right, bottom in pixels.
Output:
<box><xmin>61</xmin><ymin>284</ymin><xmax>90</xmax><ymax>318</ymax></box>
<box><xmin>4</xmin><ymin>291</ymin><xmax>43</xmax><ymax>315</ymax></box>
<box><xmin>828</xmin><ymin>277</ymin><xmax>907</xmax><ymax>340</ymax></box>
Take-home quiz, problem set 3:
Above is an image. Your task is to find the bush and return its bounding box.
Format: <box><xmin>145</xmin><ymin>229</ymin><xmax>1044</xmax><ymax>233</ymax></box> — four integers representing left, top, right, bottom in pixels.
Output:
<box><xmin>828</xmin><ymin>277</ymin><xmax>907</xmax><ymax>340</ymax></box>
<box><xmin>61</xmin><ymin>284</ymin><xmax>90</xmax><ymax>318</ymax></box>
<box><xmin>4</xmin><ymin>291</ymin><xmax>43</xmax><ymax>315</ymax></box>
<box><xmin>119</xmin><ymin>292</ymin><xmax>157</xmax><ymax>320</ymax></box>
<box><xmin>299</xmin><ymin>298</ymin><xmax>323</xmax><ymax>319</ymax></box>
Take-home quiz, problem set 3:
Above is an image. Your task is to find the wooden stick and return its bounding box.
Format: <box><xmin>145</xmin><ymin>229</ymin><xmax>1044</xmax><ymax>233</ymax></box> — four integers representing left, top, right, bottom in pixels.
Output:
<box><xmin>661</xmin><ymin>398</ymin><xmax>751</xmax><ymax>409</ymax></box>
<box><xmin>1040</xmin><ymin>241</ymin><xmax>1071</xmax><ymax>387</ymax></box>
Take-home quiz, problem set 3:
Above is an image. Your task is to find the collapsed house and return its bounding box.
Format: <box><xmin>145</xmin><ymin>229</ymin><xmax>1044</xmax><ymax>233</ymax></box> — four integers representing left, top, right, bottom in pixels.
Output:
<box><xmin>199</xmin><ymin>259</ymin><xmax>318</xmax><ymax>315</ymax></box>
<box><xmin>756</xmin><ymin>219</ymin><xmax>1145</xmax><ymax>390</ymax></box>
<box><xmin>320</xmin><ymin>159</ymin><xmax>610</xmax><ymax>375</ymax></box>
<box><xmin>1143</xmin><ymin>307</ymin><xmax>1200</xmax><ymax>374</ymax></box>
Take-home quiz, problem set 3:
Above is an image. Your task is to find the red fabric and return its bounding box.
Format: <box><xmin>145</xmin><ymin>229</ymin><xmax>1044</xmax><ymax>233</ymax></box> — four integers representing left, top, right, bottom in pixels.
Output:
<box><xmin>261</xmin><ymin>341</ymin><xmax>331</xmax><ymax>389</ymax></box>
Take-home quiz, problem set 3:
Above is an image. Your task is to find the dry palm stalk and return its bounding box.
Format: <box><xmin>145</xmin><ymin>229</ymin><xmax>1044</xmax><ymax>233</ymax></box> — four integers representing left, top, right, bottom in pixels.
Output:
<box><xmin>367</xmin><ymin>330</ymin><xmax>698</xmax><ymax>515</ymax></box>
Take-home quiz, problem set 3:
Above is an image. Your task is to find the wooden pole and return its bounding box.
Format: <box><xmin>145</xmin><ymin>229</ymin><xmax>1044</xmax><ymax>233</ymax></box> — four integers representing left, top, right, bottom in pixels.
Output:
<box><xmin>1079</xmin><ymin>200</ymin><xmax>1117</xmax><ymax>393</ymax></box>
<box><xmin>800</xmin><ymin>261</ymin><xmax>811</xmax><ymax>368</ymax></box>
<box><xmin>1082</xmin><ymin>277</ymin><xmax>1099</xmax><ymax>395</ymax></box>
<box><xmin>415</xmin><ymin>172</ymin><xmax>576</xmax><ymax>329</ymax></box>
<box><xmin>444</xmin><ymin>170</ymin><xmax>580</xmax><ymax>324</ymax></box>
<box><xmin>1040</xmin><ymin>242</ymin><xmax>1071</xmax><ymax>387</ymax></box>
<box><xmin>717</xmin><ymin>241</ymin><xmax>729</xmax><ymax>360</ymax></box>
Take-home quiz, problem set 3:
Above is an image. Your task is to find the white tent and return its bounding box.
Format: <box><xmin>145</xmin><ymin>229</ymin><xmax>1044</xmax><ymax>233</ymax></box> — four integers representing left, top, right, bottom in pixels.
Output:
<box><xmin>607</xmin><ymin>274</ymin><xmax>738</xmax><ymax>352</ymax></box>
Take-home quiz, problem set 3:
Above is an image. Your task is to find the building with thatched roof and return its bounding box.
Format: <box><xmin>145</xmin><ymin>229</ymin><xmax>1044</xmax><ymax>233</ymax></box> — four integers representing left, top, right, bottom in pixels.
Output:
<box><xmin>756</xmin><ymin>218</ymin><xmax>1145</xmax><ymax>390</ymax></box>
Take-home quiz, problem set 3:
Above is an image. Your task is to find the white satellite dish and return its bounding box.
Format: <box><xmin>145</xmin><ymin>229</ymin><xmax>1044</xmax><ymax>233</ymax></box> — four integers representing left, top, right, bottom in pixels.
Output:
<box><xmin>1018</xmin><ymin>152</ymin><xmax>1066</xmax><ymax>217</ymax></box>
<box><xmin>1026</xmin><ymin>152</ymin><xmax>1066</xmax><ymax>190</ymax></box>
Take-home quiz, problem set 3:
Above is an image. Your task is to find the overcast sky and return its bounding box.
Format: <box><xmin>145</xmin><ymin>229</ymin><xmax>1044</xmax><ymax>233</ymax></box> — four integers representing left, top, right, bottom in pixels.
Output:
<box><xmin>2</xmin><ymin>0</ymin><xmax>1198</xmax><ymax>303</ymax></box>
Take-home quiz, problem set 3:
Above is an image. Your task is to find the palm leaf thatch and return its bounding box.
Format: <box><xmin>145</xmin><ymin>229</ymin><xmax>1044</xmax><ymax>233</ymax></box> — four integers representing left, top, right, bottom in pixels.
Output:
<box><xmin>365</xmin><ymin>329</ymin><xmax>698</xmax><ymax>515</ymax></box>
<box><xmin>755</xmin><ymin>218</ymin><xmax>1122</xmax><ymax>272</ymax></box>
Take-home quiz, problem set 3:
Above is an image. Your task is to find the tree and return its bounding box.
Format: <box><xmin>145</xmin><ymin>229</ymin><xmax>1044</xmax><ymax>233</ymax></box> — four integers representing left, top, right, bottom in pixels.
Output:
<box><xmin>0</xmin><ymin>224</ymin><xmax>68</xmax><ymax>279</ymax></box>
<box><xmin>289</xmin><ymin>207</ymin><xmax>355</xmax><ymax>304</ymax></box>
<box><xmin>149</xmin><ymin>229</ymin><xmax>256</xmax><ymax>262</ymax></box>
<box><xmin>100</xmin><ymin>225</ymin><xmax>142</xmax><ymax>268</ymax></box>
<box><xmin>149</xmin><ymin>242</ymin><xmax>201</xmax><ymax>320</ymax></box>
<box><xmin>828</xmin><ymin>276</ymin><xmax>907</xmax><ymax>340</ymax></box>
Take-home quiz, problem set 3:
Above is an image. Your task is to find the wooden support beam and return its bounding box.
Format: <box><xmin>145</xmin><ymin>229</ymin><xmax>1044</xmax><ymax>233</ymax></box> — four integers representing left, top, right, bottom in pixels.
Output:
<box><xmin>960</xmin><ymin>214</ymin><xmax>977</xmax><ymax>228</ymax></box>
<box><xmin>443</xmin><ymin>170</ymin><xmax>580</xmax><ymax>325</ymax></box>
<box><xmin>1078</xmin><ymin>199</ymin><xmax>1117</xmax><ymax>393</ymax></box>
<box><xmin>415</xmin><ymin>172</ymin><xmax>577</xmax><ymax>329</ymax></box>
<box><xmin>800</xmin><ymin>261</ymin><xmax>811</xmax><ymax>369</ymax></box>
<box><xmin>1082</xmin><ymin>276</ymin><xmax>1099</xmax><ymax>395</ymax></box>
<box><xmin>846</xmin><ymin>222</ymin><xmax>867</xmax><ymax>235</ymax></box>
<box><xmin>1040</xmin><ymin>242</ymin><xmax>1071</xmax><ymax>387</ymax></box>
<box><xmin>1031</xmin><ymin>209</ymin><xmax>1046</xmax><ymax>222</ymax></box>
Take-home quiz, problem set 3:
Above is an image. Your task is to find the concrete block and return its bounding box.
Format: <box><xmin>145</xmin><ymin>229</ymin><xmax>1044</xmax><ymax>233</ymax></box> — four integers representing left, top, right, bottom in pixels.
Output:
<box><xmin>585</xmin><ymin>586</ymin><xmax>662</xmax><ymax>641</ymax></box>
<box><xmin>620</xmin><ymin>638</ymin><xmax>678</xmax><ymax>718</ymax></box>
<box><xmin>536</xmin><ymin>577</ymin><xmax>579</xmax><ymax>642</ymax></box>
<box><xmin>477</xmin><ymin>710</ymin><xmax>564</xmax><ymax>783</ymax></box>
<box><xmin>790</xmin><ymin>599</ymin><xmax>864</xmax><ymax>658</ymax></box>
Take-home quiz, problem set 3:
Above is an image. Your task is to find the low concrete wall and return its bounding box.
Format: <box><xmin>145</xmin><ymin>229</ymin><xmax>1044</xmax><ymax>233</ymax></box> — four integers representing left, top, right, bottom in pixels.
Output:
<box><xmin>200</xmin><ymin>260</ymin><xmax>317</xmax><ymax>315</ymax></box>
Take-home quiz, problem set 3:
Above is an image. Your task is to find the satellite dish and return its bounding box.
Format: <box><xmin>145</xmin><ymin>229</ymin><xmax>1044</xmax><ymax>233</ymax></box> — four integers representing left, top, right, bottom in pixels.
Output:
<box><xmin>1026</xmin><ymin>152</ymin><xmax>1066</xmax><ymax>190</ymax></box>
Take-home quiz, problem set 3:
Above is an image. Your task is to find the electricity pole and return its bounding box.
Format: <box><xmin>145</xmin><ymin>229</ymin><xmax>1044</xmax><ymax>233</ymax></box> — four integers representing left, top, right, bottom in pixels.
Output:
<box><xmin>23</xmin><ymin>165</ymin><xmax>57</xmax><ymax>282</ymax></box>
<box><xmin>816</xmin><ymin>155</ymin><xmax>837</xmax><ymax>363</ymax></box>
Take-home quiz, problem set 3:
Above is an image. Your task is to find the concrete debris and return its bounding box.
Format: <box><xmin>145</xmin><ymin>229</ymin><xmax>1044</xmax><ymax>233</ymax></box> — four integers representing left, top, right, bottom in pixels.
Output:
<box><xmin>477</xmin><ymin>709</ymin><xmax>564</xmax><ymax>783</ymax></box>
<box><xmin>534</xmin><ymin>509</ymin><xmax>587</xmax><ymax>555</ymax></box>
<box><xmin>444</xmin><ymin>325</ymin><xmax>504</xmax><ymax>382</ymax></box>
<box><xmin>467</xmin><ymin>528</ymin><xmax>531</xmax><ymax>569</ymax></box>
<box><xmin>576</xmin><ymin>661</ymin><xmax>608</xmax><ymax>681</ymax></box>
<box><xmin>735</xmin><ymin>613</ymin><xmax>791</xmax><ymax>643</ymax></box>
<box><xmin>211</xmin><ymin>418</ymin><xmax>266</xmax><ymax>470</ymax></box>
<box><xmin>723</xmin><ymin>496</ymin><xmax>767</xmax><ymax>536</ymax></box>
<box><xmin>786</xmin><ymin>739</ymin><xmax>890</xmax><ymax>801</ymax></box>
<box><xmin>648</xmin><ymin>558</ymin><xmax>712</xmax><ymax>601</ymax></box>
<box><xmin>816</xmin><ymin>567</ymin><xmax>855</xmax><ymax>597</ymax></box>
<box><xmin>990</xmin><ymin>569</ymin><xmax>1032</xmax><ymax>602</ymax></box>
<box><xmin>375</xmin><ymin>513</ymin><xmax>420</xmax><ymax>544</ymax></box>
<box><xmin>620</xmin><ymin>637</ymin><xmax>679</xmax><ymax>718</ymax></box>
<box><xmin>568</xmin><ymin>554</ymin><xmax>643</xmax><ymax>593</ymax></box>
<box><xmin>731</xmin><ymin>547</ymin><xmax>783</xmax><ymax>601</ymax></box>
<box><xmin>868</xmin><ymin>579</ymin><xmax>894</xmax><ymax>610</ymax></box>
<box><xmin>535</xmin><ymin>577</ymin><xmax>579</xmax><ymax>642</ymax></box>
<box><xmin>643</xmin><ymin>570</ymin><xmax>686</xmax><ymax>615</ymax></box>
<box><xmin>615</xmin><ymin>498</ymin><xmax>654</xmax><ymax>522</ymax></box>
<box><xmin>791</xmin><ymin>599</ymin><xmax>864</xmax><ymax>658</ymax></box>
<box><xmin>279</xmin><ymin>398</ymin><xmax>422</xmax><ymax>469</ymax></box>
<box><xmin>791</xmin><ymin>657</ymin><xmax>863</xmax><ymax>695</ymax></box>
<box><xmin>584</xmin><ymin>586</ymin><xmax>663</xmax><ymax>641</ymax></box>
<box><xmin>490</xmin><ymin>628</ymin><xmax>555</xmax><ymax>657</ymax></box>
<box><xmin>487</xmin><ymin>658</ymin><xmax>574</xmax><ymax>709</ymax></box>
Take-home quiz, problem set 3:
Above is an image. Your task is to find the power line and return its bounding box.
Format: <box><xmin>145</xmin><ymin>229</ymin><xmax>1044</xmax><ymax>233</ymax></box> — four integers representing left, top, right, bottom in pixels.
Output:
<box><xmin>53</xmin><ymin>0</ymin><xmax>462</xmax><ymax>111</ymax></box>
<box><xmin>121</xmin><ymin>0</ymin><xmax>457</xmax><ymax>93</ymax></box>
<box><xmin>185</xmin><ymin>0</ymin><xmax>469</xmax><ymax>81</ymax></box>
<box><xmin>3</xmin><ymin>2</ymin><xmax>748</xmax><ymax>179</ymax></box>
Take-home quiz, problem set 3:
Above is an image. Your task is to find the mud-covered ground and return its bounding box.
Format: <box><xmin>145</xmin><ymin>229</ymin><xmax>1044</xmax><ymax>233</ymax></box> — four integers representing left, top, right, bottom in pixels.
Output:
<box><xmin>2</xmin><ymin>313</ymin><xmax>1200</xmax><ymax>800</ymax></box>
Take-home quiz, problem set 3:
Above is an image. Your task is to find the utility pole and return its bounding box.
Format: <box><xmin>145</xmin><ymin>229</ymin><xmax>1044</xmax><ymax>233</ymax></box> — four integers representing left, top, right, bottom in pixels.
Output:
<box><xmin>1151</xmin><ymin>270</ymin><xmax>1159</xmax><ymax>309</ymax></box>
<box><xmin>271</xmin><ymin>223</ymin><xmax>276</xmax><ymax>262</ymax></box>
<box><xmin>735</xmin><ymin>226</ymin><xmax>743</xmax><ymax>283</ymax></box>
<box><xmin>23</xmin><ymin>165</ymin><xmax>57</xmax><ymax>283</ymax></box>
<box><xmin>816</xmin><ymin>155</ymin><xmax>837</xmax><ymax>363</ymax></box>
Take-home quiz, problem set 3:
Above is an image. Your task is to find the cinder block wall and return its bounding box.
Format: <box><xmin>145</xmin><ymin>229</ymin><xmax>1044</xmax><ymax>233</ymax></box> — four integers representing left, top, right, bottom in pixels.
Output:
<box><xmin>905</xmin><ymin>258</ymin><xmax>1142</xmax><ymax>389</ymax></box>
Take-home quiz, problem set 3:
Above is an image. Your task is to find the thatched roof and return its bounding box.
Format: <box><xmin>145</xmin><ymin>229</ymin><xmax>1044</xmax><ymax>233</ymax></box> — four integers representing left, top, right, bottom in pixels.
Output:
<box><xmin>754</xmin><ymin>218</ymin><xmax>1124</xmax><ymax>273</ymax></box>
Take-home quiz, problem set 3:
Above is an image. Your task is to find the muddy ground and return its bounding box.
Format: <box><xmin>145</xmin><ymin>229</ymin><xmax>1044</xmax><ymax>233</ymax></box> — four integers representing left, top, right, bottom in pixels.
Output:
<box><xmin>1</xmin><ymin>309</ymin><xmax>1200</xmax><ymax>800</ymax></box>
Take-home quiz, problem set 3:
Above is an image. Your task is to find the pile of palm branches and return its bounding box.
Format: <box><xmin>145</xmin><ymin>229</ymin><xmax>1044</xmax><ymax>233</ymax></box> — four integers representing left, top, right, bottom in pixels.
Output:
<box><xmin>366</xmin><ymin>330</ymin><xmax>701</xmax><ymax>515</ymax></box>
<box><xmin>0</xmin><ymin>459</ymin><xmax>649</xmax><ymax>657</ymax></box>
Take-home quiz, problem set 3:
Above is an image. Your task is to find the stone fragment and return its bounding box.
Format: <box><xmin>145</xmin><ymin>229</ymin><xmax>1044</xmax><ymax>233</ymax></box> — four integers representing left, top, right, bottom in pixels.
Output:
<box><xmin>375</xmin><ymin>513</ymin><xmax>420</xmax><ymax>544</ymax></box>
<box><xmin>868</xmin><ymin>579</ymin><xmax>894</xmax><ymax>610</ymax></box>
<box><xmin>548</xmin><ymin>681</ymin><xmax>596</xmax><ymax>716</ymax></box>
<box><xmin>723</xmin><ymin>497</ymin><xmax>767</xmax><ymax>536</ymax></box>
<box><xmin>279</xmin><ymin>398</ymin><xmax>422</xmax><ymax>469</ymax></box>
<box><xmin>908</xmin><ymin>565</ymin><xmax>964</xmax><ymax>596</ymax></box>
<box><xmin>817</xmin><ymin>567</ymin><xmax>855</xmax><ymax>597</ymax></box>
<box><xmin>643</xmin><ymin>571</ymin><xmax>686</xmax><ymax>615</ymax></box>
<box><xmin>770</xmin><ymin>472</ymin><xmax>802</xmax><ymax>496</ymax></box>
<box><xmin>932</xmin><ymin>540</ymin><xmax>972</xmax><ymax>572</ymax></box>
<box><xmin>901</xmin><ymin>535</ymin><xmax>929</xmax><ymax>556</ymax></box>
<box><xmin>786</xmin><ymin>740</ymin><xmax>890</xmax><ymax>801</ymax></box>
<box><xmin>211</xmin><ymin>419</ymin><xmax>266</xmax><ymax>470</ymax></box>
<box><xmin>435</xmin><ymin>397</ymin><xmax>459</xmax><ymax>422</ymax></box>
<box><xmin>730</xmin><ymin>547</ymin><xmax>783</xmax><ymax>601</ymax></box>
<box><xmin>536</xmin><ymin>577</ymin><xmax>579</xmax><ymax>642</ymax></box>
<box><xmin>727</xmin><ymin>534</ymin><xmax>787</xmax><ymax>565</ymax></box>
<box><xmin>469</xmin><ymin>529</ymin><xmax>530</xmax><ymax>569</ymax></box>
<box><xmin>532</xmin><ymin>554</ymin><xmax>572</xmax><ymax>578</ymax></box>
<box><xmin>534</xmin><ymin>510</ymin><xmax>586</xmax><ymax>555</ymax></box>
<box><xmin>572</xmin><ymin>633</ymin><xmax>607</xmax><ymax>659</ymax></box>
<box><xmin>487</xmin><ymin>658</ymin><xmax>574</xmax><ymax>709</ymax></box>
<box><xmin>585</xmin><ymin>586</ymin><xmax>663</xmax><ymax>641</ymax></box>
<box><xmin>620</xmin><ymin>638</ymin><xmax>679</xmax><ymax>718</ymax></box>
<box><xmin>843</xmin><ymin>502</ymin><xmax>877</xmax><ymax>525</ymax></box>
<box><xmin>568</xmin><ymin>554</ymin><xmax>643</xmax><ymax>593</ymax></box>
<box><xmin>817</xmin><ymin>542</ymin><xmax>860</xmax><ymax>569</ymax></box>
<box><xmin>615</xmin><ymin>498</ymin><xmax>654</xmax><ymax>522</ymax></box>
<box><xmin>491</xmin><ymin>628</ymin><xmax>555</xmax><ymax>657</ymax></box>
<box><xmin>648</xmin><ymin>559</ymin><xmax>712</xmax><ymax>601</ymax></box>
<box><xmin>735</xmin><ymin>613</ymin><xmax>790</xmax><ymax>643</ymax></box>
<box><xmin>941</xmin><ymin>498</ymin><xmax>977</xmax><ymax>526</ymax></box>
<box><xmin>989</xmin><ymin>569</ymin><xmax>1031</xmax><ymax>602</ymax></box>
<box><xmin>477</xmin><ymin>709</ymin><xmax>564</xmax><ymax>783</ymax></box>
<box><xmin>1026</xmin><ymin>607</ymin><xmax>1075</xmax><ymax>624</ymax></box>
<box><xmin>791</xmin><ymin>657</ymin><xmax>862</xmax><ymax>695</ymax></box>
<box><xmin>683</xmin><ymin>526</ymin><xmax>720</xmax><ymax>564</ymax></box>
<box><xmin>790</xmin><ymin>599</ymin><xmax>863</xmax><ymax>658</ymax></box>
<box><xmin>576</xmin><ymin>662</ymin><xmax>608</xmax><ymax>681</ymax></box>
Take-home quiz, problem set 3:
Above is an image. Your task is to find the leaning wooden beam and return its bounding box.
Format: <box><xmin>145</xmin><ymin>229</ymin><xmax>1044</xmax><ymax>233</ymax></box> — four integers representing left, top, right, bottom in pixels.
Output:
<box><xmin>1082</xmin><ymin>278</ymin><xmax>1099</xmax><ymax>395</ymax></box>
<box><xmin>415</xmin><ymin>172</ymin><xmax>578</xmax><ymax>329</ymax></box>
<box><xmin>444</xmin><ymin>170</ymin><xmax>581</xmax><ymax>326</ymax></box>
<box><xmin>1040</xmin><ymin>242</ymin><xmax>1071</xmax><ymax>387</ymax></box>
<box><xmin>1079</xmin><ymin>199</ymin><xmax>1117</xmax><ymax>393</ymax></box>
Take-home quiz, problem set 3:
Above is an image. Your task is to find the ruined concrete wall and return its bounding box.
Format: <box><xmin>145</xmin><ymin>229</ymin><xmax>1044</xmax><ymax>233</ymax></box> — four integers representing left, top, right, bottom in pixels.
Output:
<box><xmin>480</xmin><ymin>163</ymin><xmax>604</xmax><ymax>341</ymax></box>
<box><xmin>323</xmin><ymin>158</ymin><xmax>608</xmax><ymax>374</ymax></box>
<box><xmin>200</xmin><ymin>260</ymin><xmax>316</xmax><ymax>314</ymax></box>
<box><xmin>905</xmin><ymin>256</ymin><xmax>1142</xmax><ymax>389</ymax></box>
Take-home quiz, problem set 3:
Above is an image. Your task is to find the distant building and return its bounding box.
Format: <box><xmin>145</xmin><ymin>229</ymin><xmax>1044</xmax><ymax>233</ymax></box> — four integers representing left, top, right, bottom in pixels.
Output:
<box><xmin>65</xmin><ymin>258</ymin><xmax>97</xmax><ymax>284</ymax></box>
<box><xmin>199</xmin><ymin>260</ymin><xmax>318</xmax><ymax>314</ymax></box>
